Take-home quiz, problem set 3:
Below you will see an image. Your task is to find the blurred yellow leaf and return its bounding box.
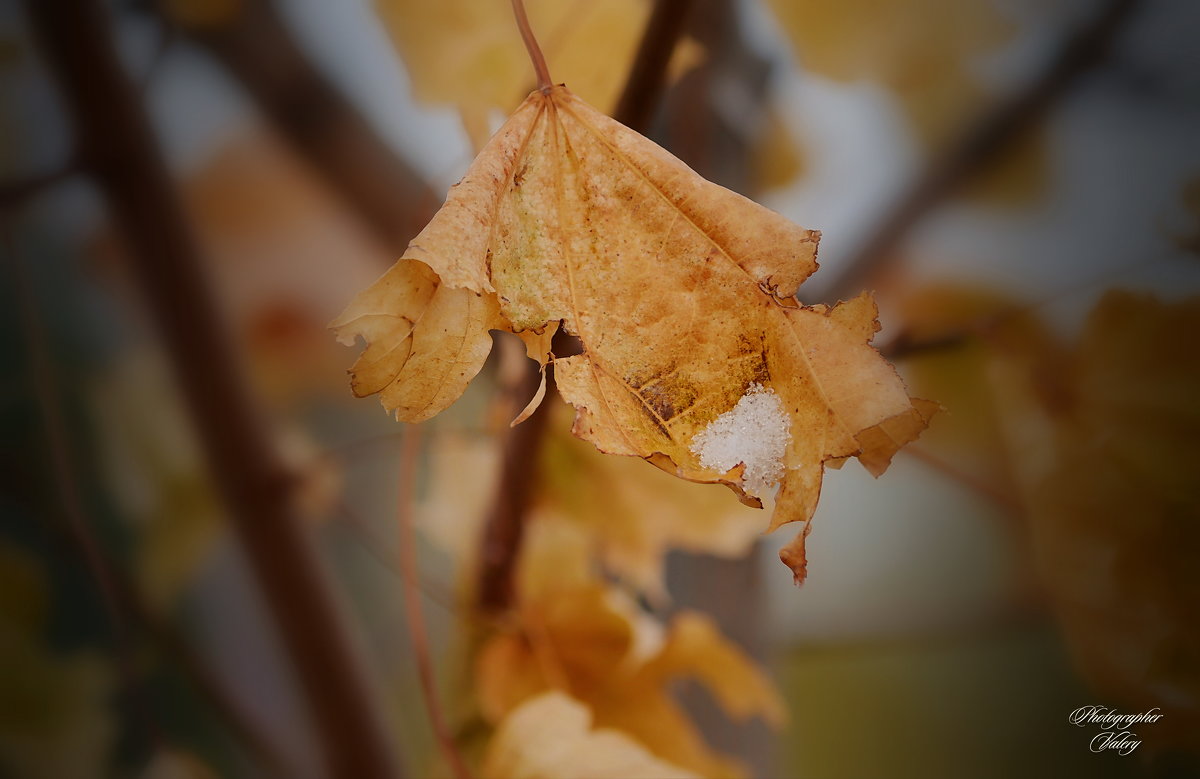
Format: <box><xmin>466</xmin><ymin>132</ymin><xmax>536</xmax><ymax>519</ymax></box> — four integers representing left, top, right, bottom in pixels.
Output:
<box><xmin>766</xmin><ymin>0</ymin><xmax>1048</xmax><ymax>205</ymax></box>
<box><xmin>334</xmin><ymin>85</ymin><xmax>933</xmax><ymax>583</ymax></box>
<box><xmin>477</xmin><ymin>518</ymin><xmax>785</xmax><ymax>778</ymax></box>
<box><xmin>482</xmin><ymin>691</ymin><xmax>700</xmax><ymax>779</ymax></box>
<box><xmin>141</xmin><ymin>749</ymin><xmax>220</xmax><ymax>779</ymax></box>
<box><xmin>993</xmin><ymin>291</ymin><xmax>1200</xmax><ymax>751</ymax></box>
<box><xmin>162</xmin><ymin>0</ymin><xmax>241</xmax><ymax>30</ymax></box>
<box><xmin>750</xmin><ymin>106</ymin><xmax>806</xmax><ymax>194</ymax></box>
<box><xmin>0</xmin><ymin>541</ymin><xmax>47</xmax><ymax>634</ymax></box>
<box><xmin>93</xmin><ymin>130</ymin><xmax>392</xmax><ymax>407</ymax></box>
<box><xmin>539</xmin><ymin>403</ymin><xmax>763</xmax><ymax>598</ymax></box>
<box><xmin>376</xmin><ymin>0</ymin><xmax>703</xmax><ymax>117</ymax></box>
<box><xmin>90</xmin><ymin>351</ymin><xmax>339</xmax><ymax>608</ymax></box>
<box><xmin>896</xmin><ymin>283</ymin><xmax>1059</xmax><ymax>499</ymax></box>
<box><xmin>766</xmin><ymin>0</ymin><xmax>1009</xmax><ymax>141</ymax></box>
<box><xmin>0</xmin><ymin>550</ymin><xmax>115</xmax><ymax>779</ymax></box>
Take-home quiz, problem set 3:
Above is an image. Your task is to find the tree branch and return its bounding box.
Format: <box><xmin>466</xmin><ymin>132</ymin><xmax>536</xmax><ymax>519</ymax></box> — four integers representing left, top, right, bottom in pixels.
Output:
<box><xmin>178</xmin><ymin>0</ymin><xmax>437</xmax><ymax>251</ymax></box>
<box><xmin>0</xmin><ymin>158</ymin><xmax>81</xmax><ymax>210</ymax></box>
<box><xmin>23</xmin><ymin>2</ymin><xmax>402</xmax><ymax>776</ymax></box>
<box><xmin>823</xmin><ymin>0</ymin><xmax>1142</xmax><ymax>303</ymax></box>
<box><xmin>614</xmin><ymin>0</ymin><xmax>696</xmax><ymax>132</ymax></box>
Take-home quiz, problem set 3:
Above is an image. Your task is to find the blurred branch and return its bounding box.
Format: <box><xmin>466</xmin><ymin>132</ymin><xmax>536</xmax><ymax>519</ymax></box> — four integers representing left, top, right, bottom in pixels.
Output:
<box><xmin>7</xmin><ymin>229</ymin><xmax>162</xmax><ymax>754</ymax></box>
<box><xmin>173</xmin><ymin>0</ymin><xmax>437</xmax><ymax>250</ymax></box>
<box><xmin>823</xmin><ymin>0</ymin><xmax>1143</xmax><ymax>303</ymax></box>
<box><xmin>475</xmin><ymin>0</ymin><xmax>697</xmax><ymax>614</ymax></box>
<box><xmin>614</xmin><ymin>0</ymin><xmax>696</xmax><ymax>131</ymax></box>
<box><xmin>902</xmin><ymin>446</ymin><xmax>1022</xmax><ymax>514</ymax></box>
<box><xmin>24</xmin><ymin>2</ymin><xmax>402</xmax><ymax>777</ymax></box>
<box><xmin>475</xmin><ymin>358</ymin><xmax>554</xmax><ymax>612</ymax></box>
<box><xmin>0</xmin><ymin>158</ymin><xmax>81</xmax><ymax>210</ymax></box>
<box><xmin>7</xmin><ymin>228</ymin><xmax>298</xmax><ymax>776</ymax></box>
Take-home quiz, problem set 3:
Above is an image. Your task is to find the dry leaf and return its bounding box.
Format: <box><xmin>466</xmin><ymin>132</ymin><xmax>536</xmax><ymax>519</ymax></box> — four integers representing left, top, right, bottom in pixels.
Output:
<box><xmin>482</xmin><ymin>691</ymin><xmax>699</xmax><ymax>779</ymax></box>
<box><xmin>334</xmin><ymin>85</ymin><xmax>932</xmax><ymax>582</ymax></box>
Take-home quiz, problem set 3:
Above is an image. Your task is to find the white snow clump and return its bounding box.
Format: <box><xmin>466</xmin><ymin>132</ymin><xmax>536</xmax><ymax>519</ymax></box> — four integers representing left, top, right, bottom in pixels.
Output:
<box><xmin>689</xmin><ymin>383</ymin><xmax>791</xmax><ymax>498</ymax></box>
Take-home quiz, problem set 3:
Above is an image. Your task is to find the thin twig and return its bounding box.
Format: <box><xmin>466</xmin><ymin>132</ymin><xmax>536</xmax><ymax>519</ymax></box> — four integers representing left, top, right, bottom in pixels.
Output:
<box><xmin>511</xmin><ymin>0</ymin><xmax>553</xmax><ymax>91</ymax></box>
<box><xmin>823</xmin><ymin>0</ymin><xmax>1143</xmax><ymax>303</ymax></box>
<box><xmin>334</xmin><ymin>500</ymin><xmax>464</xmax><ymax>617</ymax></box>
<box><xmin>396</xmin><ymin>426</ymin><xmax>474</xmax><ymax>779</ymax></box>
<box><xmin>23</xmin><ymin>2</ymin><xmax>401</xmax><ymax>776</ymax></box>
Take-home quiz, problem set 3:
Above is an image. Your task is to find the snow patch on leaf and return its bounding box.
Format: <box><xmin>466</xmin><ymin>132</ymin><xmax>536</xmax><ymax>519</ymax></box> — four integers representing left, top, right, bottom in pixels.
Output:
<box><xmin>690</xmin><ymin>384</ymin><xmax>791</xmax><ymax>498</ymax></box>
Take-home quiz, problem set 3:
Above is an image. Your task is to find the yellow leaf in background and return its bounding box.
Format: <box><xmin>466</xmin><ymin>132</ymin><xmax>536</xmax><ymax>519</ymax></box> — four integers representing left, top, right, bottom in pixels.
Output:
<box><xmin>766</xmin><ymin>0</ymin><xmax>1010</xmax><ymax>142</ymax></box>
<box><xmin>0</xmin><ymin>541</ymin><xmax>47</xmax><ymax>635</ymax></box>
<box><xmin>335</xmin><ymin>85</ymin><xmax>933</xmax><ymax>582</ymax></box>
<box><xmin>376</xmin><ymin>0</ymin><xmax>704</xmax><ymax>116</ymax></box>
<box><xmin>992</xmin><ymin>291</ymin><xmax>1200</xmax><ymax>752</ymax></box>
<box><xmin>750</xmin><ymin>107</ymin><xmax>806</xmax><ymax>194</ymax></box>
<box><xmin>476</xmin><ymin>517</ymin><xmax>785</xmax><ymax>777</ymax></box>
<box><xmin>482</xmin><ymin>691</ymin><xmax>700</xmax><ymax>779</ymax></box>
<box><xmin>90</xmin><ymin>351</ymin><xmax>340</xmax><ymax>609</ymax></box>
<box><xmin>0</xmin><ymin>550</ymin><xmax>115</xmax><ymax>779</ymax></box>
<box><xmin>896</xmin><ymin>283</ymin><xmax>1059</xmax><ymax>499</ymax></box>
<box><xmin>161</xmin><ymin>0</ymin><xmax>241</xmax><ymax>30</ymax></box>
<box><xmin>92</xmin><ymin>129</ymin><xmax>393</xmax><ymax>407</ymax></box>
<box><xmin>641</xmin><ymin>612</ymin><xmax>787</xmax><ymax>728</ymax></box>
<box><xmin>765</xmin><ymin>0</ymin><xmax>1049</xmax><ymax>205</ymax></box>
<box><xmin>539</xmin><ymin>402</ymin><xmax>763</xmax><ymax>598</ymax></box>
<box><xmin>141</xmin><ymin>749</ymin><xmax>219</xmax><ymax>779</ymax></box>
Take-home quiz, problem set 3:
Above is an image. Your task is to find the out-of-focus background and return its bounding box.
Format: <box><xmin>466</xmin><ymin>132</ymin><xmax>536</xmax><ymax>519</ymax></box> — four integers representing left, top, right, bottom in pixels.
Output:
<box><xmin>3</xmin><ymin>0</ymin><xmax>1199</xmax><ymax>777</ymax></box>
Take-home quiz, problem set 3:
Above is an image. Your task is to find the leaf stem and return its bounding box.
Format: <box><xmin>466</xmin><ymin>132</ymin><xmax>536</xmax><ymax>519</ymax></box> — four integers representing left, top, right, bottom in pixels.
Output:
<box><xmin>511</xmin><ymin>0</ymin><xmax>553</xmax><ymax>92</ymax></box>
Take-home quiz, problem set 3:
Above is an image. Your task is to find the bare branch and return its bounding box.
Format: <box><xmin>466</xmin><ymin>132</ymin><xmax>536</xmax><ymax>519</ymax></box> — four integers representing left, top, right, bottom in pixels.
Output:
<box><xmin>178</xmin><ymin>0</ymin><xmax>437</xmax><ymax>251</ymax></box>
<box><xmin>823</xmin><ymin>0</ymin><xmax>1143</xmax><ymax>303</ymax></box>
<box><xmin>23</xmin><ymin>2</ymin><xmax>402</xmax><ymax>775</ymax></box>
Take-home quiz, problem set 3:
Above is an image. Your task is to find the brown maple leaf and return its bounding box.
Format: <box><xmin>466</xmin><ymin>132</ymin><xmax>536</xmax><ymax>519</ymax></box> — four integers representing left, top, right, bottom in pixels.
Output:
<box><xmin>332</xmin><ymin>85</ymin><xmax>934</xmax><ymax>582</ymax></box>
